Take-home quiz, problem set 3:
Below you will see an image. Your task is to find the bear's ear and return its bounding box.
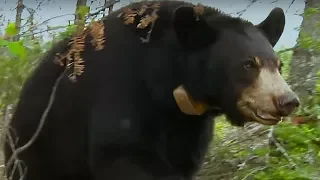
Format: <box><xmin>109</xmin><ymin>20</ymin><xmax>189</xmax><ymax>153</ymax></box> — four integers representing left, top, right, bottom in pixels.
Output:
<box><xmin>255</xmin><ymin>7</ymin><xmax>285</xmax><ymax>47</ymax></box>
<box><xmin>172</xmin><ymin>5</ymin><xmax>217</xmax><ymax>49</ymax></box>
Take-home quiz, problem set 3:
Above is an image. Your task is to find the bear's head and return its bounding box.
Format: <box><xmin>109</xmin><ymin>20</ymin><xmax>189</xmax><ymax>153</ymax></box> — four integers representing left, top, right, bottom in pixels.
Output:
<box><xmin>172</xmin><ymin>5</ymin><xmax>300</xmax><ymax>126</ymax></box>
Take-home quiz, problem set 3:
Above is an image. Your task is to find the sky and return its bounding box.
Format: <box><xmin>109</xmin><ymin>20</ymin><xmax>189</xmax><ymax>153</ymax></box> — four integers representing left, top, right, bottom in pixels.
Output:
<box><xmin>0</xmin><ymin>0</ymin><xmax>305</xmax><ymax>50</ymax></box>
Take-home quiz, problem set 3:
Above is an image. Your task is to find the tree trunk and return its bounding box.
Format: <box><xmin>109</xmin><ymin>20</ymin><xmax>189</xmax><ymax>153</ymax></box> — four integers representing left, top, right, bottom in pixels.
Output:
<box><xmin>13</xmin><ymin>0</ymin><xmax>24</xmax><ymax>41</ymax></box>
<box><xmin>74</xmin><ymin>0</ymin><xmax>88</xmax><ymax>32</ymax></box>
<box><xmin>289</xmin><ymin>0</ymin><xmax>320</xmax><ymax>105</ymax></box>
<box><xmin>26</xmin><ymin>8</ymin><xmax>35</xmax><ymax>40</ymax></box>
<box><xmin>107</xmin><ymin>0</ymin><xmax>114</xmax><ymax>15</ymax></box>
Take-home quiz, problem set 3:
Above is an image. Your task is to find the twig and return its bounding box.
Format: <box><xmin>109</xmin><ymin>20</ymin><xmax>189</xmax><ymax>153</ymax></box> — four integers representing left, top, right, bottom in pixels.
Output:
<box><xmin>268</xmin><ymin>126</ymin><xmax>298</xmax><ymax>169</ymax></box>
<box><xmin>265</xmin><ymin>126</ymin><xmax>275</xmax><ymax>164</ymax></box>
<box><xmin>286</xmin><ymin>0</ymin><xmax>296</xmax><ymax>13</ymax></box>
<box><xmin>19</xmin><ymin>24</ymin><xmax>74</xmax><ymax>38</ymax></box>
<box><xmin>4</xmin><ymin>67</ymin><xmax>68</xmax><ymax>174</ymax></box>
<box><xmin>88</xmin><ymin>0</ymin><xmax>120</xmax><ymax>17</ymax></box>
<box><xmin>36</xmin><ymin>0</ymin><xmax>45</xmax><ymax>10</ymax></box>
<box><xmin>5</xmin><ymin>126</ymin><xmax>25</xmax><ymax>180</ymax></box>
<box><xmin>18</xmin><ymin>13</ymin><xmax>75</xmax><ymax>36</ymax></box>
<box><xmin>12</xmin><ymin>0</ymin><xmax>118</xmax><ymax>39</ymax></box>
<box><xmin>241</xmin><ymin>166</ymin><xmax>267</xmax><ymax>180</ymax></box>
<box><xmin>0</xmin><ymin>104</ymin><xmax>24</xmax><ymax>179</ymax></box>
<box><xmin>140</xmin><ymin>9</ymin><xmax>159</xmax><ymax>43</ymax></box>
<box><xmin>233</xmin><ymin>0</ymin><xmax>257</xmax><ymax>17</ymax></box>
<box><xmin>0</xmin><ymin>105</ymin><xmax>16</xmax><ymax>161</ymax></box>
<box><xmin>277</xmin><ymin>47</ymin><xmax>295</xmax><ymax>55</ymax></box>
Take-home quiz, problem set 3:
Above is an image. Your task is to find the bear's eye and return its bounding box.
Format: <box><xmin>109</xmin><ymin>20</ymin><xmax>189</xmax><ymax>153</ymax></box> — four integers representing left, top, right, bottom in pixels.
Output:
<box><xmin>243</xmin><ymin>60</ymin><xmax>256</xmax><ymax>70</ymax></box>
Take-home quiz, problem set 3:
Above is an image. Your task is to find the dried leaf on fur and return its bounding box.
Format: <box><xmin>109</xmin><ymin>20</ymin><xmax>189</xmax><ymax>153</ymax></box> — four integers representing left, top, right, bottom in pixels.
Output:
<box><xmin>194</xmin><ymin>5</ymin><xmax>205</xmax><ymax>16</ymax></box>
<box><xmin>120</xmin><ymin>2</ymin><xmax>160</xmax><ymax>29</ymax></box>
<box><xmin>137</xmin><ymin>15</ymin><xmax>153</xmax><ymax>29</ymax></box>
<box><xmin>124</xmin><ymin>15</ymin><xmax>136</xmax><ymax>25</ymax></box>
<box><xmin>118</xmin><ymin>2</ymin><xmax>161</xmax><ymax>43</ymax></box>
<box><xmin>139</xmin><ymin>6</ymin><xmax>160</xmax><ymax>43</ymax></box>
<box><xmin>122</xmin><ymin>8</ymin><xmax>138</xmax><ymax>25</ymax></box>
<box><xmin>89</xmin><ymin>21</ymin><xmax>105</xmax><ymax>51</ymax></box>
<box><xmin>66</xmin><ymin>31</ymin><xmax>87</xmax><ymax>80</ymax></box>
<box><xmin>137</xmin><ymin>5</ymin><xmax>148</xmax><ymax>16</ymax></box>
<box><xmin>54</xmin><ymin>20</ymin><xmax>106</xmax><ymax>82</ymax></box>
<box><xmin>151</xmin><ymin>3</ymin><xmax>160</xmax><ymax>9</ymax></box>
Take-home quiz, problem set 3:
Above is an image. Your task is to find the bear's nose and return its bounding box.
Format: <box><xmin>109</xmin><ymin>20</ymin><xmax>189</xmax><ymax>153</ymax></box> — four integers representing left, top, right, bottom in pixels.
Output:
<box><xmin>276</xmin><ymin>92</ymin><xmax>300</xmax><ymax>116</ymax></box>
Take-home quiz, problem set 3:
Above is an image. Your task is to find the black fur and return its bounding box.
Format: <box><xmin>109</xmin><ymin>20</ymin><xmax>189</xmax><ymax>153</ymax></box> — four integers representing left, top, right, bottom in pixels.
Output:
<box><xmin>4</xmin><ymin>1</ymin><xmax>285</xmax><ymax>180</ymax></box>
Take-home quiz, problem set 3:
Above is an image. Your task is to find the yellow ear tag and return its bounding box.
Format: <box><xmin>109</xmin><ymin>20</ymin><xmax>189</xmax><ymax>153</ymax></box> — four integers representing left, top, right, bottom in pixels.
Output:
<box><xmin>173</xmin><ymin>85</ymin><xmax>208</xmax><ymax>115</ymax></box>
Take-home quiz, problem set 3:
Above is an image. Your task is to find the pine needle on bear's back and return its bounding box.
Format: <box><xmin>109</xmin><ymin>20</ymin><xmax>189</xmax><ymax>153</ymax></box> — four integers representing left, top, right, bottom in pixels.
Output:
<box><xmin>118</xmin><ymin>2</ymin><xmax>160</xmax><ymax>43</ymax></box>
<box><xmin>194</xmin><ymin>5</ymin><xmax>205</xmax><ymax>16</ymax></box>
<box><xmin>122</xmin><ymin>8</ymin><xmax>138</xmax><ymax>25</ymax></box>
<box><xmin>90</xmin><ymin>21</ymin><xmax>105</xmax><ymax>51</ymax></box>
<box><xmin>194</xmin><ymin>5</ymin><xmax>205</xmax><ymax>21</ymax></box>
<box><xmin>54</xmin><ymin>20</ymin><xmax>106</xmax><ymax>82</ymax></box>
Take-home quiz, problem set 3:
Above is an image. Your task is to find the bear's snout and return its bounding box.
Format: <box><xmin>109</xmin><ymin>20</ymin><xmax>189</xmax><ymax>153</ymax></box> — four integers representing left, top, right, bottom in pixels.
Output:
<box><xmin>275</xmin><ymin>91</ymin><xmax>300</xmax><ymax>117</ymax></box>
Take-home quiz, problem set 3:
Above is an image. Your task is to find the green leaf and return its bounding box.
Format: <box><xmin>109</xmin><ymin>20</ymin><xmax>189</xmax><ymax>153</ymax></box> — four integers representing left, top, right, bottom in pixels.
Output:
<box><xmin>5</xmin><ymin>22</ymin><xmax>18</xmax><ymax>37</ymax></box>
<box><xmin>254</xmin><ymin>147</ymin><xmax>270</xmax><ymax>156</ymax></box>
<box><xmin>0</xmin><ymin>39</ymin><xmax>9</xmax><ymax>46</ymax></box>
<box><xmin>304</xmin><ymin>7</ymin><xmax>320</xmax><ymax>18</ymax></box>
<box><xmin>76</xmin><ymin>5</ymin><xmax>90</xmax><ymax>18</ymax></box>
<box><xmin>8</xmin><ymin>41</ymin><xmax>26</xmax><ymax>60</ymax></box>
<box><xmin>66</xmin><ymin>24</ymin><xmax>77</xmax><ymax>35</ymax></box>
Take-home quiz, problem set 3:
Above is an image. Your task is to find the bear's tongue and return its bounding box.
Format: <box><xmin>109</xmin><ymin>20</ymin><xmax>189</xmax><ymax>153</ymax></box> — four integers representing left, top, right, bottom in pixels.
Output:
<box><xmin>256</xmin><ymin>109</ymin><xmax>279</xmax><ymax>121</ymax></box>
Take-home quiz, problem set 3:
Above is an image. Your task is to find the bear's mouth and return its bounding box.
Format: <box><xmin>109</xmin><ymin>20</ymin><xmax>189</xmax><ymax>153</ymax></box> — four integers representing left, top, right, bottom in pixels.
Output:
<box><xmin>252</xmin><ymin>108</ymin><xmax>283</xmax><ymax>125</ymax></box>
<box><xmin>237</xmin><ymin>99</ymin><xmax>284</xmax><ymax>125</ymax></box>
<box><xmin>240</xmin><ymin>102</ymin><xmax>284</xmax><ymax>125</ymax></box>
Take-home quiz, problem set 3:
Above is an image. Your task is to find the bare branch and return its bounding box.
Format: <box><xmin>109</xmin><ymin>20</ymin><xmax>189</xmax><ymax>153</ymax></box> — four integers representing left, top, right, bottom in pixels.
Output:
<box><xmin>37</xmin><ymin>13</ymin><xmax>75</xmax><ymax>30</ymax></box>
<box><xmin>234</xmin><ymin>0</ymin><xmax>257</xmax><ymax>17</ymax></box>
<box><xmin>277</xmin><ymin>47</ymin><xmax>295</xmax><ymax>55</ymax></box>
<box><xmin>286</xmin><ymin>0</ymin><xmax>297</xmax><ymax>13</ymax></box>
<box><xmin>241</xmin><ymin>166</ymin><xmax>267</xmax><ymax>180</ymax></box>
<box><xmin>36</xmin><ymin>0</ymin><xmax>45</xmax><ymax>10</ymax></box>
<box><xmin>19</xmin><ymin>25</ymin><xmax>68</xmax><ymax>38</ymax></box>
<box><xmin>268</xmin><ymin>126</ymin><xmax>298</xmax><ymax>169</ymax></box>
<box><xmin>15</xmin><ymin>13</ymin><xmax>75</xmax><ymax>38</ymax></box>
<box><xmin>6</xmin><ymin>131</ymin><xmax>25</xmax><ymax>180</ymax></box>
<box><xmin>87</xmin><ymin>0</ymin><xmax>120</xmax><ymax>17</ymax></box>
<box><xmin>0</xmin><ymin>105</ymin><xmax>26</xmax><ymax>180</ymax></box>
<box><xmin>4</xmin><ymin>67</ymin><xmax>68</xmax><ymax>175</ymax></box>
<box><xmin>0</xmin><ymin>105</ymin><xmax>13</xmax><ymax>146</ymax></box>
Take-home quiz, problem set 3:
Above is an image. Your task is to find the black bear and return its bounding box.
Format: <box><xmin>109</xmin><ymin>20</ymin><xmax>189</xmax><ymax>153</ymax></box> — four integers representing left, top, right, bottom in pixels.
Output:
<box><xmin>4</xmin><ymin>1</ymin><xmax>300</xmax><ymax>180</ymax></box>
